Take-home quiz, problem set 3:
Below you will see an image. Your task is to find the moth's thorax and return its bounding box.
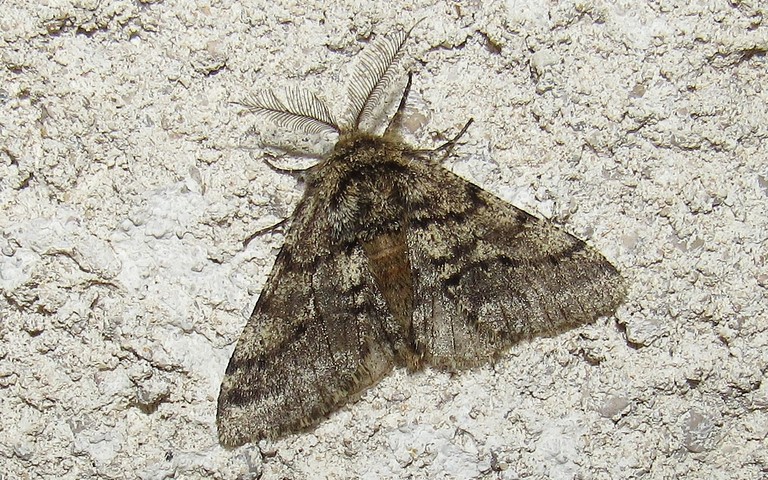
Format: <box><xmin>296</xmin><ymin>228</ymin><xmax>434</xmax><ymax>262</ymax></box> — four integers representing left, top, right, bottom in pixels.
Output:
<box><xmin>312</xmin><ymin>131</ymin><xmax>415</xmax><ymax>244</ymax></box>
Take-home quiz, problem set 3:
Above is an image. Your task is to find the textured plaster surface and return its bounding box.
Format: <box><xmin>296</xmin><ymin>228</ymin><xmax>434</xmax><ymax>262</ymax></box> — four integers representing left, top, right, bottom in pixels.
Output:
<box><xmin>1</xmin><ymin>1</ymin><xmax>767</xmax><ymax>479</ymax></box>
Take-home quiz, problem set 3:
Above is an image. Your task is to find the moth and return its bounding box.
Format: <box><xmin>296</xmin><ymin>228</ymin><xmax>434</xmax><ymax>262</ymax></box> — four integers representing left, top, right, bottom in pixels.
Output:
<box><xmin>217</xmin><ymin>26</ymin><xmax>626</xmax><ymax>447</ymax></box>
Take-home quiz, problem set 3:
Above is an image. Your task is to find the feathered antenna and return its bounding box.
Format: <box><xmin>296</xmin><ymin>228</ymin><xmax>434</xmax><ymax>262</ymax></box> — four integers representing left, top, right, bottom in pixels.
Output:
<box><xmin>345</xmin><ymin>23</ymin><xmax>420</xmax><ymax>131</ymax></box>
<box><xmin>237</xmin><ymin>88</ymin><xmax>341</xmax><ymax>135</ymax></box>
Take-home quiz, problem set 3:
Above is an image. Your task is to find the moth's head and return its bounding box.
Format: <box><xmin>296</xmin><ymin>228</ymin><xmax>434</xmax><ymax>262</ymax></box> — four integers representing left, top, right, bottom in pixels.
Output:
<box><xmin>332</xmin><ymin>130</ymin><xmax>394</xmax><ymax>157</ymax></box>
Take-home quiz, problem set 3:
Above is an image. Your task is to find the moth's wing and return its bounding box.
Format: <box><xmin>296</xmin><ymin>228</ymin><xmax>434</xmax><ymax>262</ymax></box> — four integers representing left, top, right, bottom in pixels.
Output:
<box><xmin>217</xmin><ymin>192</ymin><xmax>396</xmax><ymax>447</ymax></box>
<box><xmin>406</xmin><ymin>161</ymin><xmax>626</xmax><ymax>370</ymax></box>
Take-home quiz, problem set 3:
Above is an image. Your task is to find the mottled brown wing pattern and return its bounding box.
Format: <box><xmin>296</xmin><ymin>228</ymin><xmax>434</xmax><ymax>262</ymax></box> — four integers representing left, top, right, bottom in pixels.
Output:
<box><xmin>216</xmin><ymin>192</ymin><xmax>397</xmax><ymax>447</ymax></box>
<box><xmin>404</xmin><ymin>156</ymin><xmax>626</xmax><ymax>370</ymax></box>
<box><xmin>218</xmin><ymin>24</ymin><xmax>627</xmax><ymax>446</ymax></box>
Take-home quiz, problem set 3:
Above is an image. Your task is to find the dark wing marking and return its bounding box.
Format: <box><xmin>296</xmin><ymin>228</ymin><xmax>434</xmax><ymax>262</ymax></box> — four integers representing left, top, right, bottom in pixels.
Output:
<box><xmin>216</xmin><ymin>190</ymin><xmax>396</xmax><ymax>447</ymax></box>
<box><xmin>404</xmin><ymin>155</ymin><xmax>627</xmax><ymax>370</ymax></box>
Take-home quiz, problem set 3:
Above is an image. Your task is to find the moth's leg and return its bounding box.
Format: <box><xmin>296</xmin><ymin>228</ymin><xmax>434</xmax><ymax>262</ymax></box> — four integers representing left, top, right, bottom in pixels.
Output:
<box><xmin>384</xmin><ymin>72</ymin><xmax>414</xmax><ymax>136</ymax></box>
<box><xmin>263</xmin><ymin>154</ymin><xmax>313</xmax><ymax>175</ymax></box>
<box><xmin>243</xmin><ymin>216</ymin><xmax>290</xmax><ymax>248</ymax></box>
<box><xmin>243</xmin><ymin>153</ymin><xmax>308</xmax><ymax>248</ymax></box>
<box><xmin>413</xmin><ymin>118</ymin><xmax>474</xmax><ymax>160</ymax></box>
<box><xmin>432</xmin><ymin>119</ymin><xmax>473</xmax><ymax>154</ymax></box>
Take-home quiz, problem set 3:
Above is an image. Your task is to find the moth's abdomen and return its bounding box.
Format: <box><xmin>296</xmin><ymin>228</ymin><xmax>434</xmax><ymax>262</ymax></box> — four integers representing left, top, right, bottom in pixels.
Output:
<box><xmin>362</xmin><ymin>230</ymin><xmax>422</xmax><ymax>370</ymax></box>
